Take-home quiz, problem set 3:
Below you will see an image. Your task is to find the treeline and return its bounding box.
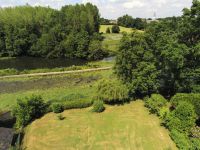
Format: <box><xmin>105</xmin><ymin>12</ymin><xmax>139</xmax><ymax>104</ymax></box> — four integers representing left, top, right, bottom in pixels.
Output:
<box><xmin>117</xmin><ymin>15</ymin><xmax>147</xmax><ymax>30</ymax></box>
<box><xmin>0</xmin><ymin>4</ymin><xmax>108</xmax><ymax>60</ymax></box>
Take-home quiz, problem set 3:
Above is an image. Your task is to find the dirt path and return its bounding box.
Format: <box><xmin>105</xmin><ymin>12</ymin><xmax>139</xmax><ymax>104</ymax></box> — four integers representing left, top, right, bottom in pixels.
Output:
<box><xmin>0</xmin><ymin>67</ymin><xmax>112</xmax><ymax>79</ymax></box>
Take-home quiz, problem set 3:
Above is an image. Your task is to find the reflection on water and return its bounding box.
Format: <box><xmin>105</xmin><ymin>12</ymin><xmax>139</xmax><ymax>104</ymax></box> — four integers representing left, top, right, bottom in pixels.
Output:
<box><xmin>0</xmin><ymin>57</ymin><xmax>87</xmax><ymax>71</ymax></box>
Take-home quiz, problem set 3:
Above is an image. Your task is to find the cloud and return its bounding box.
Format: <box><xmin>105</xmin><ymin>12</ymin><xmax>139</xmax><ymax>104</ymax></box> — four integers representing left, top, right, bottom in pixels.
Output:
<box><xmin>123</xmin><ymin>1</ymin><xmax>145</xmax><ymax>9</ymax></box>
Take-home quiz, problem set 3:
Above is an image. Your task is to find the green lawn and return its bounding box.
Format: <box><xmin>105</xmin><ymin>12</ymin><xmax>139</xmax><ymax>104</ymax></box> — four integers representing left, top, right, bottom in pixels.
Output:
<box><xmin>0</xmin><ymin>70</ymin><xmax>113</xmax><ymax>111</ymax></box>
<box><xmin>23</xmin><ymin>100</ymin><xmax>177</xmax><ymax>150</ymax></box>
<box><xmin>102</xmin><ymin>33</ymin><xmax>123</xmax><ymax>52</ymax></box>
<box><xmin>100</xmin><ymin>25</ymin><xmax>133</xmax><ymax>34</ymax></box>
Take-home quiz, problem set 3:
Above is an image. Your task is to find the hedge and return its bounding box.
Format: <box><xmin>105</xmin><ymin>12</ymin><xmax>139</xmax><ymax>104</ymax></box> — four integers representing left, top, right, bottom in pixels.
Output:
<box><xmin>171</xmin><ymin>93</ymin><xmax>200</xmax><ymax>117</ymax></box>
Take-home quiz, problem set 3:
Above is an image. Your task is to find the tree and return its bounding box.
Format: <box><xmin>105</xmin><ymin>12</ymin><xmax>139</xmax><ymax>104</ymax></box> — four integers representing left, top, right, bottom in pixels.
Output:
<box><xmin>106</xmin><ymin>27</ymin><xmax>111</xmax><ymax>33</ymax></box>
<box><xmin>88</xmin><ymin>40</ymin><xmax>108</xmax><ymax>60</ymax></box>
<box><xmin>0</xmin><ymin>3</ymin><xmax>102</xmax><ymax>60</ymax></box>
<box><xmin>112</xmin><ymin>25</ymin><xmax>120</xmax><ymax>33</ymax></box>
<box><xmin>115</xmin><ymin>31</ymin><xmax>159</xmax><ymax>97</ymax></box>
<box><xmin>117</xmin><ymin>15</ymin><xmax>146</xmax><ymax>30</ymax></box>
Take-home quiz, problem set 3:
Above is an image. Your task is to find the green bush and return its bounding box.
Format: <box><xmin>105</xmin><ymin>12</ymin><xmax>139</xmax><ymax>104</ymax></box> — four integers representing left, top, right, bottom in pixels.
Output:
<box><xmin>145</xmin><ymin>94</ymin><xmax>167</xmax><ymax>115</ymax></box>
<box><xmin>92</xmin><ymin>100</ymin><xmax>105</xmax><ymax>113</ymax></box>
<box><xmin>170</xmin><ymin>129</ymin><xmax>192</xmax><ymax>150</ymax></box>
<box><xmin>191</xmin><ymin>138</ymin><xmax>200</xmax><ymax>150</ymax></box>
<box><xmin>112</xmin><ymin>25</ymin><xmax>120</xmax><ymax>33</ymax></box>
<box><xmin>106</xmin><ymin>27</ymin><xmax>111</xmax><ymax>33</ymax></box>
<box><xmin>97</xmin><ymin>79</ymin><xmax>129</xmax><ymax>104</ymax></box>
<box><xmin>12</xmin><ymin>95</ymin><xmax>48</xmax><ymax>128</ymax></box>
<box><xmin>52</xmin><ymin>103</ymin><xmax>64</xmax><ymax>113</ymax></box>
<box><xmin>63</xmin><ymin>99</ymin><xmax>93</xmax><ymax>110</ymax></box>
<box><xmin>166</xmin><ymin>102</ymin><xmax>197</xmax><ymax>134</ymax></box>
<box><xmin>171</xmin><ymin>93</ymin><xmax>200</xmax><ymax>117</ymax></box>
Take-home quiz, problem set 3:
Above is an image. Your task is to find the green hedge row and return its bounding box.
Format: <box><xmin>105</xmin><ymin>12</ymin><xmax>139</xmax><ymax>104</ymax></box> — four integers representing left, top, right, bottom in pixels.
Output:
<box><xmin>171</xmin><ymin>93</ymin><xmax>200</xmax><ymax>117</ymax></box>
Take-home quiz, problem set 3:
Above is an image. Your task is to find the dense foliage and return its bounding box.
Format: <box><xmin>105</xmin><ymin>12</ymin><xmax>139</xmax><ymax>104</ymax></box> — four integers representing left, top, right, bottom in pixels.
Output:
<box><xmin>166</xmin><ymin>102</ymin><xmax>197</xmax><ymax>134</ymax></box>
<box><xmin>92</xmin><ymin>100</ymin><xmax>105</xmax><ymax>113</ymax></box>
<box><xmin>117</xmin><ymin>15</ymin><xmax>146</xmax><ymax>30</ymax></box>
<box><xmin>111</xmin><ymin>25</ymin><xmax>120</xmax><ymax>33</ymax></box>
<box><xmin>12</xmin><ymin>95</ymin><xmax>48</xmax><ymax>128</ymax></box>
<box><xmin>145</xmin><ymin>93</ymin><xmax>200</xmax><ymax>149</ymax></box>
<box><xmin>106</xmin><ymin>27</ymin><xmax>111</xmax><ymax>33</ymax></box>
<box><xmin>115</xmin><ymin>0</ymin><xmax>200</xmax><ymax>98</ymax></box>
<box><xmin>52</xmin><ymin>103</ymin><xmax>64</xmax><ymax>113</ymax></box>
<box><xmin>0</xmin><ymin>4</ymin><xmax>107</xmax><ymax>60</ymax></box>
<box><xmin>171</xmin><ymin>93</ymin><xmax>200</xmax><ymax>117</ymax></box>
<box><xmin>100</xmin><ymin>18</ymin><xmax>111</xmax><ymax>25</ymax></box>
<box><xmin>97</xmin><ymin>79</ymin><xmax>129</xmax><ymax>104</ymax></box>
<box><xmin>145</xmin><ymin>94</ymin><xmax>167</xmax><ymax>115</ymax></box>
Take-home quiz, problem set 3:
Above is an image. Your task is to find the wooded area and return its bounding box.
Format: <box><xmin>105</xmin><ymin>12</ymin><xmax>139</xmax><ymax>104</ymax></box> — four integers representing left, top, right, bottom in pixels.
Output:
<box><xmin>0</xmin><ymin>4</ymin><xmax>107</xmax><ymax>60</ymax></box>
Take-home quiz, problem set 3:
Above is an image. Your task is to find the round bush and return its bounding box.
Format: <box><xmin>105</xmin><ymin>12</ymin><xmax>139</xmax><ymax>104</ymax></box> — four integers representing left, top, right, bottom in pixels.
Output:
<box><xmin>92</xmin><ymin>100</ymin><xmax>105</xmax><ymax>113</ymax></box>
<box><xmin>112</xmin><ymin>25</ymin><xmax>120</xmax><ymax>33</ymax></box>
<box><xmin>52</xmin><ymin>103</ymin><xmax>64</xmax><ymax>113</ymax></box>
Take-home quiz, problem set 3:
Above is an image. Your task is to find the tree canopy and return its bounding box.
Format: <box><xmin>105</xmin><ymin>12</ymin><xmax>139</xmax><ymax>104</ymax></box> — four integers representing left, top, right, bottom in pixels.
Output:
<box><xmin>0</xmin><ymin>3</ymin><xmax>107</xmax><ymax>60</ymax></box>
<box><xmin>115</xmin><ymin>0</ymin><xmax>200</xmax><ymax>97</ymax></box>
<box><xmin>117</xmin><ymin>15</ymin><xmax>146</xmax><ymax>30</ymax></box>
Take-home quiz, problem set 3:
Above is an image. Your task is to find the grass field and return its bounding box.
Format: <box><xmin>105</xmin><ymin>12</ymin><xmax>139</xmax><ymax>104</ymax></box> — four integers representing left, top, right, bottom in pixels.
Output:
<box><xmin>23</xmin><ymin>100</ymin><xmax>177</xmax><ymax>150</ymax></box>
<box><xmin>102</xmin><ymin>33</ymin><xmax>123</xmax><ymax>52</ymax></box>
<box><xmin>100</xmin><ymin>25</ymin><xmax>133</xmax><ymax>34</ymax></box>
<box><xmin>0</xmin><ymin>70</ymin><xmax>113</xmax><ymax>111</ymax></box>
<box><xmin>100</xmin><ymin>25</ymin><xmax>129</xmax><ymax>52</ymax></box>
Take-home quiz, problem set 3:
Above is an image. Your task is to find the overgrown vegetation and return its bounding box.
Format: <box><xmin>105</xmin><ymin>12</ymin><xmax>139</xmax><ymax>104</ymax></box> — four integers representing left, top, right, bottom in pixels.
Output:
<box><xmin>145</xmin><ymin>93</ymin><xmax>200</xmax><ymax>149</ymax></box>
<box><xmin>12</xmin><ymin>95</ymin><xmax>48</xmax><ymax>128</ymax></box>
<box><xmin>97</xmin><ymin>79</ymin><xmax>129</xmax><ymax>104</ymax></box>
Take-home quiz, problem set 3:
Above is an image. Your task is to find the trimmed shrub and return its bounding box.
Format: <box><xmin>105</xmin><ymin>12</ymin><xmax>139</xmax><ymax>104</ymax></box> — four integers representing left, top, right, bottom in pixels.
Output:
<box><xmin>166</xmin><ymin>102</ymin><xmax>197</xmax><ymax>134</ymax></box>
<box><xmin>97</xmin><ymin>79</ymin><xmax>129</xmax><ymax>104</ymax></box>
<box><xmin>145</xmin><ymin>94</ymin><xmax>167</xmax><ymax>115</ymax></box>
<box><xmin>171</xmin><ymin>93</ymin><xmax>200</xmax><ymax>117</ymax></box>
<box><xmin>63</xmin><ymin>99</ymin><xmax>93</xmax><ymax>110</ymax></box>
<box><xmin>106</xmin><ymin>27</ymin><xmax>111</xmax><ymax>33</ymax></box>
<box><xmin>12</xmin><ymin>95</ymin><xmax>48</xmax><ymax>128</ymax></box>
<box><xmin>92</xmin><ymin>100</ymin><xmax>105</xmax><ymax>113</ymax></box>
<box><xmin>112</xmin><ymin>25</ymin><xmax>120</xmax><ymax>33</ymax></box>
<box><xmin>52</xmin><ymin>103</ymin><xmax>64</xmax><ymax>113</ymax></box>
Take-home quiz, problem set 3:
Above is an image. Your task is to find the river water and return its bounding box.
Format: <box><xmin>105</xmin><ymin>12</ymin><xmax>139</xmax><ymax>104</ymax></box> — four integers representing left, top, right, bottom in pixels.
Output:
<box><xmin>0</xmin><ymin>57</ymin><xmax>87</xmax><ymax>71</ymax></box>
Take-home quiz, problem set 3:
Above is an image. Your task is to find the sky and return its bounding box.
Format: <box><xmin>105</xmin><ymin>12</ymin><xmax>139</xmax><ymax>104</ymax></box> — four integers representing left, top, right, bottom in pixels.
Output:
<box><xmin>0</xmin><ymin>0</ymin><xmax>193</xmax><ymax>19</ymax></box>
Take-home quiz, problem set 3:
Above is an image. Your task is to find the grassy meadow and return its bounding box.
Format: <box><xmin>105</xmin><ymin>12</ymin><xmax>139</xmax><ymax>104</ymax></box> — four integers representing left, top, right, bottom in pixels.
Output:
<box><xmin>100</xmin><ymin>25</ymin><xmax>133</xmax><ymax>34</ymax></box>
<box><xmin>23</xmin><ymin>100</ymin><xmax>177</xmax><ymax>150</ymax></box>
<box><xmin>0</xmin><ymin>70</ymin><xmax>113</xmax><ymax>111</ymax></box>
